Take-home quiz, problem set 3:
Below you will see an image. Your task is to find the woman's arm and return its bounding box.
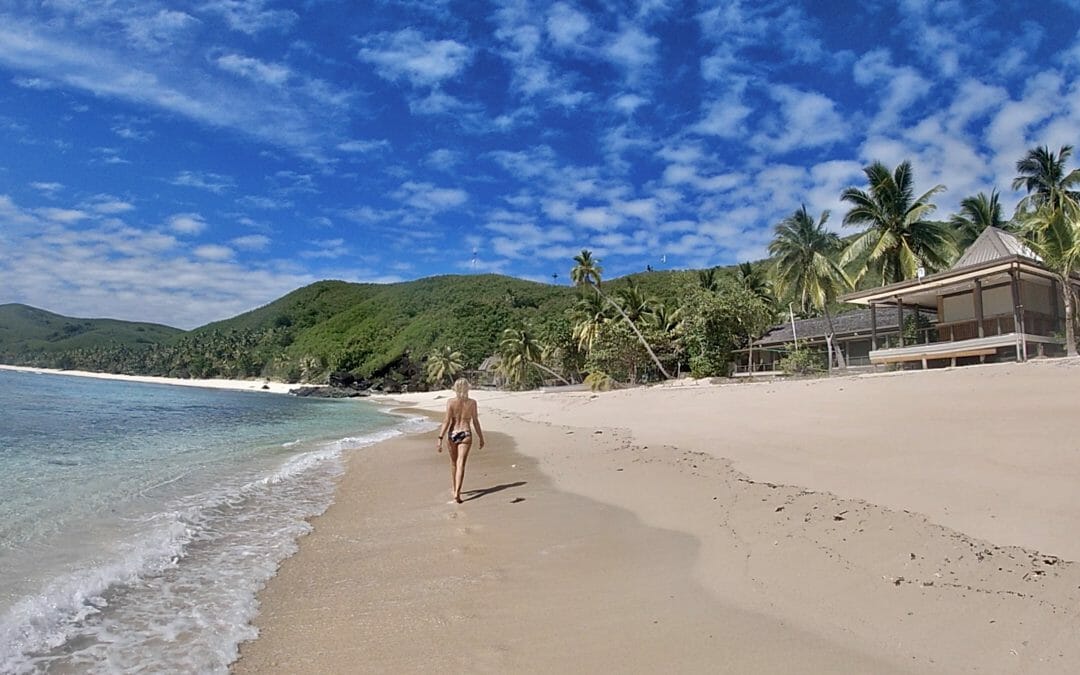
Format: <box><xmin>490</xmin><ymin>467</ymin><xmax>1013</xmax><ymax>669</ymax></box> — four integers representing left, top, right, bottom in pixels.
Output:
<box><xmin>471</xmin><ymin>401</ymin><xmax>485</xmax><ymax>449</ymax></box>
<box><xmin>436</xmin><ymin>400</ymin><xmax>452</xmax><ymax>452</ymax></box>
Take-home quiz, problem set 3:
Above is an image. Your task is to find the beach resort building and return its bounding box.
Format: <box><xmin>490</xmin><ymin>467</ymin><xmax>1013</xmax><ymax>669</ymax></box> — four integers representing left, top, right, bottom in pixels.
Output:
<box><xmin>738</xmin><ymin>227</ymin><xmax>1079</xmax><ymax>374</ymax></box>
<box><xmin>734</xmin><ymin>306</ymin><xmax>932</xmax><ymax>374</ymax></box>
<box><xmin>841</xmin><ymin>227</ymin><xmax>1076</xmax><ymax>368</ymax></box>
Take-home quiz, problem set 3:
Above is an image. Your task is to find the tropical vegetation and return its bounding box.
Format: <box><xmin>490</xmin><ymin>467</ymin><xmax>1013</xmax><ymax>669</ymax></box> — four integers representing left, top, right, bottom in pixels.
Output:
<box><xmin>4</xmin><ymin>145</ymin><xmax>1080</xmax><ymax>389</ymax></box>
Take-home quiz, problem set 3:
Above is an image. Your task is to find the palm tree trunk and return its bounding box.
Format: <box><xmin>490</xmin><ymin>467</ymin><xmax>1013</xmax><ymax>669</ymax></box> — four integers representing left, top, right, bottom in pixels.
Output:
<box><xmin>531</xmin><ymin>361</ymin><xmax>572</xmax><ymax>386</ymax></box>
<box><xmin>1062</xmin><ymin>275</ymin><xmax>1077</xmax><ymax>357</ymax></box>
<box><xmin>822</xmin><ymin>306</ymin><xmax>846</xmax><ymax>370</ymax></box>
<box><xmin>595</xmin><ymin>285</ymin><xmax>672</xmax><ymax>380</ymax></box>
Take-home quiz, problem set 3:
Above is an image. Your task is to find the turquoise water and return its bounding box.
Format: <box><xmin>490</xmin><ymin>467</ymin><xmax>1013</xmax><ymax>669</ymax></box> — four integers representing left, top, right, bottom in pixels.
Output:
<box><xmin>0</xmin><ymin>369</ymin><xmax>427</xmax><ymax>673</ymax></box>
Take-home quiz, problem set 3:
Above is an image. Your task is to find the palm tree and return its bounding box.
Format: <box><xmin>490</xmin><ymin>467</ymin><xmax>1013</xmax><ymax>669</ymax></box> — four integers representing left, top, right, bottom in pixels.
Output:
<box><xmin>698</xmin><ymin>267</ymin><xmax>719</xmax><ymax>292</ymax></box>
<box><xmin>571</xmin><ymin>292</ymin><xmax>608</xmax><ymax>352</ymax></box>
<box><xmin>425</xmin><ymin>346</ymin><xmax>463</xmax><ymax>387</ymax></box>
<box><xmin>571</xmin><ymin>249</ymin><xmax>672</xmax><ymax>379</ymax></box>
<box><xmin>1019</xmin><ymin>200</ymin><xmax>1080</xmax><ymax>356</ymax></box>
<box><xmin>1012</xmin><ymin>145</ymin><xmax>1080</xmax><ymax>214</ymax></box>
<box><xmin>615</xmin><ymin>279</ymin><xmax>654</xmax><ymax>323</ymax></box>
<box><xmin>736</xmin><ymin>261</ymin><xmax>776</xmax><ymax>307</ymax></box>
<box><xmin>950</xmin><ymin>190</ymin><xmax>1008</xmax><ymax>250</ymax></box>
<box><xmin>647</xmin><ymin>301</ymin><xmax>682</xmax><ymax>333</ymax></box>
<box><xmin>840</xmin><ymin>160</ymin><xmax>954</xmax><ymax>284</ymax></box>
<box><xmin>769</xmin><ymin>205</ymin><xmax>851</xmax><ymax>370</ymax></box>
<box><xmin>571</xmin><ymin>249</ymin><xmax>603</xmax><ymax>289</ymax></box>
<box><xmin>499</xmin><ymin>328</ymin><xmax>570</xmax><ymax>388</ymax></box>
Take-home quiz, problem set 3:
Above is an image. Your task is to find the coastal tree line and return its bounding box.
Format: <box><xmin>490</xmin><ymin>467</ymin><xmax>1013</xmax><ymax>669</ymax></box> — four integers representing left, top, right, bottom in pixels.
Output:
<box><xmin>7</xmin><ymin>145</ymin><xmax>1078</xmax><ymax>390</ymax></box>
<box><xmin>428</xmin><ymin>143</ymin><xmax>1080</xmax><ymax>390</ymax></box>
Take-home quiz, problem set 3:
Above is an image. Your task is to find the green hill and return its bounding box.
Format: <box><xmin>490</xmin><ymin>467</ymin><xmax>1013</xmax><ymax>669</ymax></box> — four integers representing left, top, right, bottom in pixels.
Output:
<box><xmin>0</xmin><ymin>265</ymin><xmax>747</xmax><ymax>384</ymax></box>
<box><xmin>0</xmin><ymin>304</ymin><xmax>182</xmax><ymax>358</ymax></box>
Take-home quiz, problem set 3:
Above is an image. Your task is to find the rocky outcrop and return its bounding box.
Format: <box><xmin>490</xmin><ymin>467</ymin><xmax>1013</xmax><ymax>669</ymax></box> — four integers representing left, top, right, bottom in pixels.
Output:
<box><xmin>288</xmin><ymin>385</ymin><xmax>370</xmax><ymax>398</ymax></box>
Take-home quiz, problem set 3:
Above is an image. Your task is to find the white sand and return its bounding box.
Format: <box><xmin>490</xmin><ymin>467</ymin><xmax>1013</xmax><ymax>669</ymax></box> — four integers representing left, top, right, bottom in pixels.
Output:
<box><xmin>234</xmin><ymin>359</ymin><xmax>1080</xmax><ymax>673</ymax></box>
<box><xmin>0</xmin><ymin>364</ymin><xmax>299</xmax><ymax>394</ymax></box>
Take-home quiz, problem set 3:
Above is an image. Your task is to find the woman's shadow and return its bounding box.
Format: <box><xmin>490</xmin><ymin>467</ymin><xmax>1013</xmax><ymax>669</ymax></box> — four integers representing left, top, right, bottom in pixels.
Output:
<box><xmin>461</xmin><ymin>481</ymin><xmax>527</xmax><ymax>502</ymax></box>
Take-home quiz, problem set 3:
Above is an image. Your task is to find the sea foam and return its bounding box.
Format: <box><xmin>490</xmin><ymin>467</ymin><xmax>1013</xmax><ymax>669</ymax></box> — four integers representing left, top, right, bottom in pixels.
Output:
<box><xmin>0</xmin><ymin>409</ymin><xmax>425</xmax><ymax>674</ymax></box>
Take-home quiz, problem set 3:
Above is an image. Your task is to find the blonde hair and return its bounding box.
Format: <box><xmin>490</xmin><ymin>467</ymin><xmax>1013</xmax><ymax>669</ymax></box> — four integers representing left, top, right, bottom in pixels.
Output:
<box><xmin>452</xmin><ymin>378</ymin><xmax>471</xmax><ymax>399</ymax></box>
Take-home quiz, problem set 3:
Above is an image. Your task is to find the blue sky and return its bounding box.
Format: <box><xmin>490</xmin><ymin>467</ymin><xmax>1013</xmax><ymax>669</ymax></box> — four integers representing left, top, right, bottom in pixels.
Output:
<box><xmin>1</xmin><ymin>1</ymin><xmax>1078</xmax><ymax>329</ymax></box>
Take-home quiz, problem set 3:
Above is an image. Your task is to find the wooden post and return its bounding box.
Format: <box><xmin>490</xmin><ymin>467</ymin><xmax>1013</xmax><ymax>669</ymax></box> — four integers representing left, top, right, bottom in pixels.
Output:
<box><xmin>897</xmin><ymin>297</ymin><xmax>905</xmax><ymax>347</ymax></box>
<box><xmin>870</xmin><ymin>303</ymin><xmax>878</xmax><ymax>351</ymax></box>
<box><xmin>1050</xmin><ymin>279</ymin><xmax>1060</xmax><ymax>332</ymax></box>
<box><xmin>974</xmin><ymin>279</ymin><xmax>985</xmax><ymax>338</ymax></box>
<box><xmin>1010</xmin><ymin>269</ymin><xmax>1025</xmax><ymax>362</ymax></box>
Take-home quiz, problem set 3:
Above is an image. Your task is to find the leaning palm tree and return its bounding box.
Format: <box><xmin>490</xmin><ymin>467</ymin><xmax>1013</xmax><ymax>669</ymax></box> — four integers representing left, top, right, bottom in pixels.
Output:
<box><xmin>769</xmin><ymin>206</ymin><xmax>852</xmax><ymax>370</ymax></box>
<box><xmin>950</xmin><ymin>189</ymin><xmax>1008</xmax><ymax>251</ymax></box>
<box><xmin>571</xmin><ymin>249</ymin><xmax>672</xmax><ymax>379</ymax></box>
<box><xmin>840</xmin><ymin>160</ymin><xmax>954</xmax><ymax>284</ymax></box>
<box><xmin>1012</xmin><ymin>145</ymin><xmax>1080</xmax><ymax>214</ymax></box>
<box><xmin>1019</xmin><ymin>199</ymin><xmax>1080</xmax><ymax>356</ymax></box>
<box><xmin>499</xmin><ymin>328</ymin><xmax>570</xmax><ymax>388</ymax></box>
<box><xmin>425</xmin><ymin>346</ymin><xmax>464</xmax><ymax>387</ymax></box>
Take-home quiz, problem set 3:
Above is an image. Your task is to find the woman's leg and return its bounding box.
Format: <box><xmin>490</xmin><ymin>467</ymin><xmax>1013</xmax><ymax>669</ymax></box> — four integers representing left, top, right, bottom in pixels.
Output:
<box><xmin>447</xmin><ymin>444</ymin><xmax>459</xmax><ymax>499</ymax></box>
<box><xmin>452</xmin><ymin>442</ymin><xmax>472</xmax><ymax>503</ymax></box>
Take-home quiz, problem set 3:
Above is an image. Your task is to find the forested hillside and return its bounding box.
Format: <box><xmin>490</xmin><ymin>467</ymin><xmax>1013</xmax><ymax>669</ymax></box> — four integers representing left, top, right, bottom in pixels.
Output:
<box><xmin>0</xmin><ymin>304</ymin><xmax>182</xmax><ymax>358</ymax></box>
<box><xmin>0</xmin><ymin>266</ymin><xmax>746</xmax><ymax>387</ymax></box>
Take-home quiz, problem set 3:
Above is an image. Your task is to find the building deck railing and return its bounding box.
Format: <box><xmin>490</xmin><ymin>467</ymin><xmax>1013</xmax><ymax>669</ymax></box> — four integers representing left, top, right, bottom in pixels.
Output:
<box><xmin>875</xmin><ymin>311</ymin><xmax>1061</xmax><ymax>349</ymax></box>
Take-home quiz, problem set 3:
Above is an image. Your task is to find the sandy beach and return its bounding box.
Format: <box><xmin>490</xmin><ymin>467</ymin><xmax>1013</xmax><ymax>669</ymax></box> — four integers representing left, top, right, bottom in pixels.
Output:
<box><xmin>233</xmin><ymin>359</ymin><xmax>1080</xmax><ymax>674</ymax></box>
<box><xmin>0</xmin><ymin>364</ymin><xmax>298</xmax><ymax>395</ymax></box>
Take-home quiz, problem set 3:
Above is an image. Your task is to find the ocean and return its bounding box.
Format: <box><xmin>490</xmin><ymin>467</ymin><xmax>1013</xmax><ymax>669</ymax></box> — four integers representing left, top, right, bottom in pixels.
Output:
<box><xmin>0</xmin><ymin>369</ymin><xmax>428</xmax><ymax>673</ymax></box>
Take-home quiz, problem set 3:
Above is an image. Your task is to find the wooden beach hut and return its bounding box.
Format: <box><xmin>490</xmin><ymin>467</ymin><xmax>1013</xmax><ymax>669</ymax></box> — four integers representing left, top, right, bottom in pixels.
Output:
<box><xmin>734</xmin><ymin>306</ymin><xmax>932</xmax><ymax>375</ymax></box>
<box><xmin>840</xmin><ymin>227</ymin><xmax>1078</xmax><ymax>368</ymax></box>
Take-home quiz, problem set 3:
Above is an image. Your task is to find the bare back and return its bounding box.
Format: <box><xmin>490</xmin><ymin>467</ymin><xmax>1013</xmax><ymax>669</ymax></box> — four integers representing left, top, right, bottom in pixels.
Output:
<box><xmin>446</xmin><ymin>397</ymin><xmax>477</xmax><ymax>435</ymax></box>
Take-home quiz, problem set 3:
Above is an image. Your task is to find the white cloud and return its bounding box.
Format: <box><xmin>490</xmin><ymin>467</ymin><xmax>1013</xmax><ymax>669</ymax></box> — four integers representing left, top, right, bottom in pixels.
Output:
<box><xmin>87</xmin><ymin>198</ymin><xmax>135</xmax><ymax>215</ymax></box>
<box><xmin>337</xmin><ymin>139</ymin><xmax>390</xmax><ymax>153</ymax></box>
<box><xmin>124</xmin><ymin>9</ymin><xmax>198</xmax><ymax>51</ymax></box>
<box><xmin>37</xmin><ymin>208</ymin><xmax>89</xmax><ymax>223</ymax></box>
<box><xmin>693</xmin><ymin>97</ymin><xmax>752</xmax><ymax>138</ymax></box>
<box><xmin>0</xmin><ymin>19</ymin><xmax>352</xmax><ymax>158</ymax></box>
<box><xmin>752</xmin><ymin>85</ymin><xmax>846</xmax><ymax>153</ymax></box>
<box><xmin>12</xmin><ymin>76</ymin><xmax>55</xmax><ymax>90</ymax></box>
<box><xmin>611</xmin><ymin>93</ymin><xmax>647</xmax><ymax>115</ymax></box>
<box><xmin>301</xmin><ymin>238</ymin><xmax>348</xmax><ymax>259</ymax></box>
<box><xmin>426</xmin><ymin>148</ymin><xmax>464</xmax><ymax>171</ymax></box>
<box><xmin>238</xmin><ymin>195</ymin><xmax>294</xmax><ymax>210</ymax></box>
<box><xmin>0</xmin><ymin>195</ymin><xmax>308</xmax><ymax>329</ymax></box>
<box><xmin>168</xmin><ymin>213</ymin><xmax>208</xmax><ymax>235</ymax></box>
<box><xmin>604</xmin><ymin>25</ymin><xmax>658</xmax><ymax>75</ymax></box>
<box><xmin>573</xmin><ymin>206</ymin><xmax>622</xmax><ymax>230</ymax></box>
<box><xmin>171</xmin><ymin>170</ymin><xmax>235</xmax><ymax>194</ymax></box>
<box><xmin>853</xmin><ymin>49</ymin><xmax>932</xmax><ymax>131</ymax></box>
<box><xmin>356</xmin><ymin>29</ymin><xmax>472</xmax><ymax>87</ymax></box>
<box><xmin>486</xmin><ymin>220</ymin><xmax>574</xmax><ymax>259</ymax></box>
<box><xmin>29</xmin><ymin>181</ymin><xmax>63</xmax><ymax>194</ymax></box>
<box><xmin>216</xmin><ymin>53</ymin><xmax>291</xmax><ymax>86</ymax></box>
<box><xmin>193</xmin><ymin>244</ymin><xmax>235</xmax><ymax>261</ymax></box>
<box><xmin>547</xmin><ymin>3</ymin><xmax>591</xmax><ymax>47</ymax></box>
<box><xmin>199</xmin><ymin>0</ymin><xmax>297</xmax><ymax>35</ymax></box>
<box><xmin>395</xmin><ymin>181</ymin><xmax>468</xmax><ymax>211</ymax></box>
<box><xmin>231</xmin><ymin>234</ymin><xmax>271</xmax><ymax>250</ymax></box>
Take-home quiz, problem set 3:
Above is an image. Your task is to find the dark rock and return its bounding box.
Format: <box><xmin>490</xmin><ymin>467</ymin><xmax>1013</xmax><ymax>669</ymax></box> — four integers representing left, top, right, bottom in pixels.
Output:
<box><xmin>328</xmin><ymin>371</ymin><xmax>356</xmax><ymax>388</ymax></box>
<box><xmin>289</xmin><ymin>386</ymin><xmax>370</xmax><ymax>398</ymax></box>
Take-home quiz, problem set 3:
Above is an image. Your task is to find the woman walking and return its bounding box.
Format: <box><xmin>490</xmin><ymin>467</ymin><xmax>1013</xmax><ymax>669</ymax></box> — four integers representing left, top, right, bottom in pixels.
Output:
<box><xmin>436</xmin><ymin>378</ymin><xmax>485</xmax><ymax>503</ymax></box>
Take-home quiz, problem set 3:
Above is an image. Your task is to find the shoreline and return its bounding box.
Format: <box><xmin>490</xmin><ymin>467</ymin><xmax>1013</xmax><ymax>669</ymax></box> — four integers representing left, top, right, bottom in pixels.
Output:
<box><xmin>234</xmin><ymin>413</ymin><xmax>901</xmax><ymax>673</ymax></box>
<box><xmin>0</xmin><ymin>364</ymin><xmax>298</xmax><ymax>395</ymax></box>
<box><xmin>236</xmin><ymin>361</ymin><xmax>1080</xmax><ymax>672</ymax></box>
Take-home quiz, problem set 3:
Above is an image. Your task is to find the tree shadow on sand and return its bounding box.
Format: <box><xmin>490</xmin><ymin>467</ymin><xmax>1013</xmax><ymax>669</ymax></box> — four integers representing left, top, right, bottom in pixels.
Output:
<box><xmin>461</xmin><ymin>481</ymin><xmax>527</xmax><ymax>502</ymax></box>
